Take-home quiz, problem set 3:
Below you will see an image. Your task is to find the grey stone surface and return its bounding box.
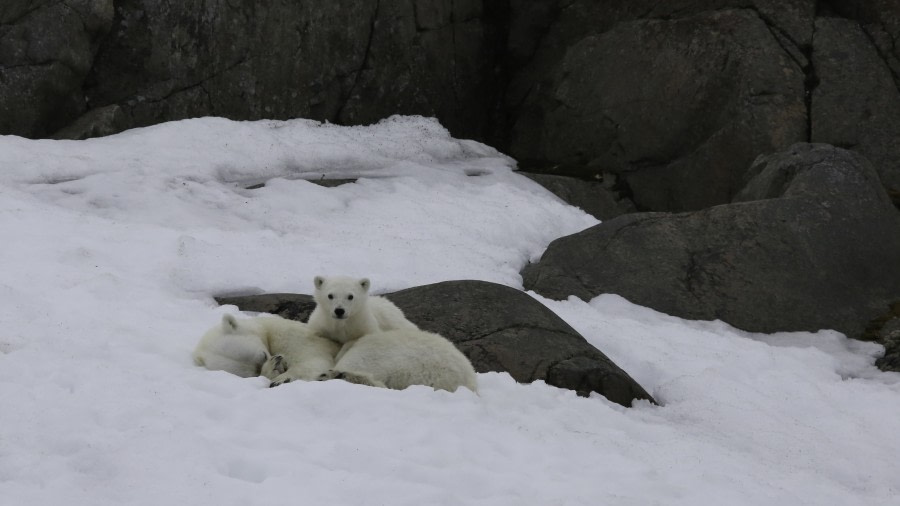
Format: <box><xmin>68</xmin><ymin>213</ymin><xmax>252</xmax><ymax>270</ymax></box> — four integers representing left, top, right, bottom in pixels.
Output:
<box><xmin>523</xmin><ymin>144</ymin><xmax>900</xmax><ymax>339</ymax></box>
<box><xmin>217</xmin><ymin>280</ymin><xmax>655</xmax><ymax>407</ymax></box>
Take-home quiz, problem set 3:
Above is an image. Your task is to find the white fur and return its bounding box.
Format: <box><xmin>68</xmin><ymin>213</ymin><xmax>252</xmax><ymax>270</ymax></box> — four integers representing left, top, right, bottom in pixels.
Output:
<box><xmin>193</xmin><ymin>315</ymin><xmax>339</xmax><ymax>384</ymax></box>
<box><xmin>307</xmin><ymin>275</ymin><xmax>418</xmax><ymax>353</ymax></box>
<box><xmin>322</xmin><ymin>329</ymin><xmax>478</xmax><ymax>393</ymax></box>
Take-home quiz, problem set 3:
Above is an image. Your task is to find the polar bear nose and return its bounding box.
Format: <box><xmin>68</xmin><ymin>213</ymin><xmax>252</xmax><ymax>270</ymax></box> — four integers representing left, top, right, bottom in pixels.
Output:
<box><xmin>334</xmin><ymin>307</ymin><xmax>345</xmax><ymax>318</ymax></box>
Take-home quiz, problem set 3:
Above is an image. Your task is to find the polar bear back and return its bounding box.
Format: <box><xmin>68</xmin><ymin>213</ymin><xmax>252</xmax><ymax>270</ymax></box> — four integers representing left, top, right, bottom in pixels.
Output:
<box><xmin>334</xmin><ymin>329</ymin><xmax>477</xmax><ymax>392</ymax></box>
<box><xmin>369</xmin><ymin>296</ymin><xmax>419</xmax><ymax>331</ymax></box>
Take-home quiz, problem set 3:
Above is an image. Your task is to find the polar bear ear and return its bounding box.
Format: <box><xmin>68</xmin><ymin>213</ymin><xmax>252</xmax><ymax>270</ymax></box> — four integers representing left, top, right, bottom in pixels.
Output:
<box><xmin>221</xmin><ymin>314</ymin><xmax>239</xmax><ymax>333</ymax></box>
<box><xmin>314</xmin><ymin>276</ymin><xmax>325</xmax><ymax>289</ymax></box>
<box><xmin>359</xmin><ymin>278</ymin><xmax>370</xmax><ymax>292</ymax></box>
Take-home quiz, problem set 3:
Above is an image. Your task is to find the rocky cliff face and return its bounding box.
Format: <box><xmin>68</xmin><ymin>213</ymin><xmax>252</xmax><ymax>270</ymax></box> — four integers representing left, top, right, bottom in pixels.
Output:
<box><xmin>2</xmin><ymin>0</ymin><xmax>506</xmax><ymax>142</ymax></box>
<box><xmin>3</xmin><ymin>1</ymin><xmax>899</xmax><ymax>210</ymax></box>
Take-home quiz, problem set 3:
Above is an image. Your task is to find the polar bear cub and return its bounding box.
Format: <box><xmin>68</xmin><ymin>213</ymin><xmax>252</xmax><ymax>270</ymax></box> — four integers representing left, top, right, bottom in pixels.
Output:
<box><xmin>307</xmin><ymin>275</ymin><xmax>418</xmax><ymax>348</ymax></box>
<box><xmin>193</xmin><ymin>314</ymin><xmax>339</xmax><ymax>384</ymax></box>
<box><xmin>320</xmin><ymin>329</ymin><xmax>478</xmax><ymax>393</ymax></box>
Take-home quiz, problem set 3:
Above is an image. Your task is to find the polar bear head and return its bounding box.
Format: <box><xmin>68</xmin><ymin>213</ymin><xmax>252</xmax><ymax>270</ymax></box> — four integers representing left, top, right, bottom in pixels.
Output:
<box><xmin>194</xmin><ymin>314</ymin><xmax>269</xmax><ymax>377</ymax></box>
<box><xmin>313</xmin><ymin>275</ymin><xmax>371</xmax><ymax>320</ymax></box>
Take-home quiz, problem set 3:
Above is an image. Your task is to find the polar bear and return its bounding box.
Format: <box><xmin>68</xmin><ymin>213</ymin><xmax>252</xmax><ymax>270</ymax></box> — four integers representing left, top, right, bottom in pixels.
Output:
<box><xmin>319</xmin><ymin>328</ymin><xmax>478</xmax><ymax>393</ymax></box>
<box><xmin>193</xmin><ymin>314</ymin><xmax>339</xmax><ymax>385</ymax></box>
<box><xmin>306</xmin><ymin>275</ymin><xmax>418</xmax><ymax>359</ymax></box>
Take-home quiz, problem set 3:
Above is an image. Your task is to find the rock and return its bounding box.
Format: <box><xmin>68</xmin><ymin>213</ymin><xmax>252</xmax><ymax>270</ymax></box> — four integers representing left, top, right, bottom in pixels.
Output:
<box><xmin>811</xmin><ymin>16</ymin><xmax>900</xmax><ymax>205</ymax></box>
<box><xmin>0</xmin><ymin>0</ymin><xmax>114</xmax><ymax>137</ymax></box>
<box><xmin>50</xmin><ymin>104</ymin><xmax>127</xmax><ymax>140</ymax></box>
<box><xmin>78</xmin><ymin>0</ymin><xmax>503</xmax><ymax>142</ymax></box>
<box><xmin>520</xmin><ymin>172</ymin><xmax>635</xmax><ymax>221</ymax></box>
<box><xmin>523</xmin><ymin>144</ymin><xmax>900</xmax><ymax>339</ymax></box>
<box><xmin>507</xmin><ymin>7</ymin><xmax>808</xmax><ymax>212</ymax></box>
<box><xmin>217</xmin><ymin>280</ymin><xmax>655</xmax><ymax>407</ymax></box>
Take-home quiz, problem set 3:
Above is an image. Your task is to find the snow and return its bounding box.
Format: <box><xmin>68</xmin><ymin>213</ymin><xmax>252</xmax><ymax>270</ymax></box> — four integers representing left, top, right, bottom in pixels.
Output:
<box><xmin>1</xmin><ymin>115</ymin><xmax>898</xmax><ymax>505</ymax></box>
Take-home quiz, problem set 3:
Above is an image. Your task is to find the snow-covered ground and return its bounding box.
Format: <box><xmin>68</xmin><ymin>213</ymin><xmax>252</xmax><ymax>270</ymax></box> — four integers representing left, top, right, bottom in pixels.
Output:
<box><xmin>1</xmin><ymin>116</ymin><xmax>897</xmax><ymax>505</ymax></box>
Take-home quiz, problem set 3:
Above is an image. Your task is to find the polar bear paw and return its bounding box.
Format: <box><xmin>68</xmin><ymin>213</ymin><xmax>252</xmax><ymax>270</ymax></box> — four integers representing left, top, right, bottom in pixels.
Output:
<box><xmin>318</xmin><ymin>369</ymin><xmax>388</xmax><ymax>389</ymax></box>
<box><xmin>268</xmin><ymin>371</ymin><xmax>295</xmax><ymax>388</ymax></box>
<box><xmin>261</xmin><ymin>354</ymin><xmax>289</xmax><ymax>380</ymax></box>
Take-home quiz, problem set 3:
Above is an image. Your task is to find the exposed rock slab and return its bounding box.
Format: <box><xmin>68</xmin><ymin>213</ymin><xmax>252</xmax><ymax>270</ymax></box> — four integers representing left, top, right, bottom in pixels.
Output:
<box><xmin>523</xmin><ymin>144</ymin><xmax>900</xmax><ymax>339</ymax></box>
<box><xmin>217</xmin><ymin>280</ymin><xmax>655</xmax><ymax>407</ymax></box>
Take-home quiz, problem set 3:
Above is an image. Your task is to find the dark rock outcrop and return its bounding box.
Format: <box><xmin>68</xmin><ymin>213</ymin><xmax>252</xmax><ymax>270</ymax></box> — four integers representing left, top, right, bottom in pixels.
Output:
<box><xmin>874</xmin><ymin>318</ymin><xmax>900</xmax><ymax>372</ymax></box>
<box><xmin>520</xmin><ymin>172</ymin><xmax>635</xmax><ymax>221</ymax></box>
<box><xmin>217</xmin><ymin>280</ymin><xmax>655</xmax><ymax>407</ymax></box>
<box><xmin>80</xmin><ymin>0</ymin><xmax>503</xmax><ymax>142</ymax></box>
<box><xmin>523</xmin><ymin>144</ymin><xmax>900</xmax><ymax>339</ymax></box>
<box><xmin>508</xmin><ymin>8</ymin><xmax>807</xmax><ymax>212</ymax></box>
<box><xmin>50</xmin><ymin>104</ymin><xmax>127</xmax><ymax>140</ymax></box>
<box><xmin>862</xmin><ymin>302</ymin><xmax>900</xmax><ymax>372</ymax></box>
<box><xmin>5</xmin><ymin>1</ymin><xmax>900</xmax><ymax>213</ymax></box>
<box><xmin>811</xmin><ymin>16</ymin><xmax>900</xmax><ymax>205</ymax></box>
<box><xmin>2</xmin><ymin>1</ymin><xmax>505</xmax><ymax>142</ymax></box>
<box><xmin>0</xmin><ymin>0</ymin><xmax>114</xmax><ymax>137</ymax></box>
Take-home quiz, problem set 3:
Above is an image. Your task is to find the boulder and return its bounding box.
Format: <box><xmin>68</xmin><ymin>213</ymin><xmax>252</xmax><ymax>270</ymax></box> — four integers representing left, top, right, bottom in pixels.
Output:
<box><xmin>523</xmin><ymin>144</ymin><xmax>900</xmax><ymax>339</ymax></box>
<box><xmin>507</xmin><ymin>6</ymin><xmax>808</xmax><ymax>212</ymax></box>
<box><xmin>217</xmin><ymin>280</ymin><xmax>655</xmax><ymax>407</ymax></box>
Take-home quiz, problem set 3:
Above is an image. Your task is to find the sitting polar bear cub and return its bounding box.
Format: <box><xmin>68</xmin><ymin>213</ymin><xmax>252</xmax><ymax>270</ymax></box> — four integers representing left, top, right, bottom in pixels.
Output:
<box><xmin>307</xmin><ymin>275</ymin><xmax>418</xmax><ymax>343</ymax></box>
<box><xmin>193</xmin><ymin>314</ymin><xmax>339</xmax><ymax>384</ymax></box>
<box><xmin>307</xmin><ymin>275</ymin><xmax>418</xmax><ymax>360</ymax></box>
<box><xmin>320</xmin><ymin>328</ymin><xmax>478</xmax><ymax>393</ymax></box>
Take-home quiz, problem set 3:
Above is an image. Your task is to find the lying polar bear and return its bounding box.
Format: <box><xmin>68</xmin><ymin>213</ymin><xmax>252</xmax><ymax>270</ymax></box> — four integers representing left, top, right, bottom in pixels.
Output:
<box><xmin>193</xmin><ymin>314</ymin><xmax>339</xmax><ymax>384</ymax></box>
<box><xmin>318</xmin><ymin>328</ymin><xmax>478</xmax><ymax>393</ymax></box>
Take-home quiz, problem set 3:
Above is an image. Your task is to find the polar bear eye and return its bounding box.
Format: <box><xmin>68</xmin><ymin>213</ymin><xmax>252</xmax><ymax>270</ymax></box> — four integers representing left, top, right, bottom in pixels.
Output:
<box><xmin>348</xmin><ymin>294</ymin><xmax>354</xmax><ymax>300</ymax></box>
<box><xmin>328</xmin><ymin>294</ymin><xmax>334</xmax><ymax>300</ymax></box>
